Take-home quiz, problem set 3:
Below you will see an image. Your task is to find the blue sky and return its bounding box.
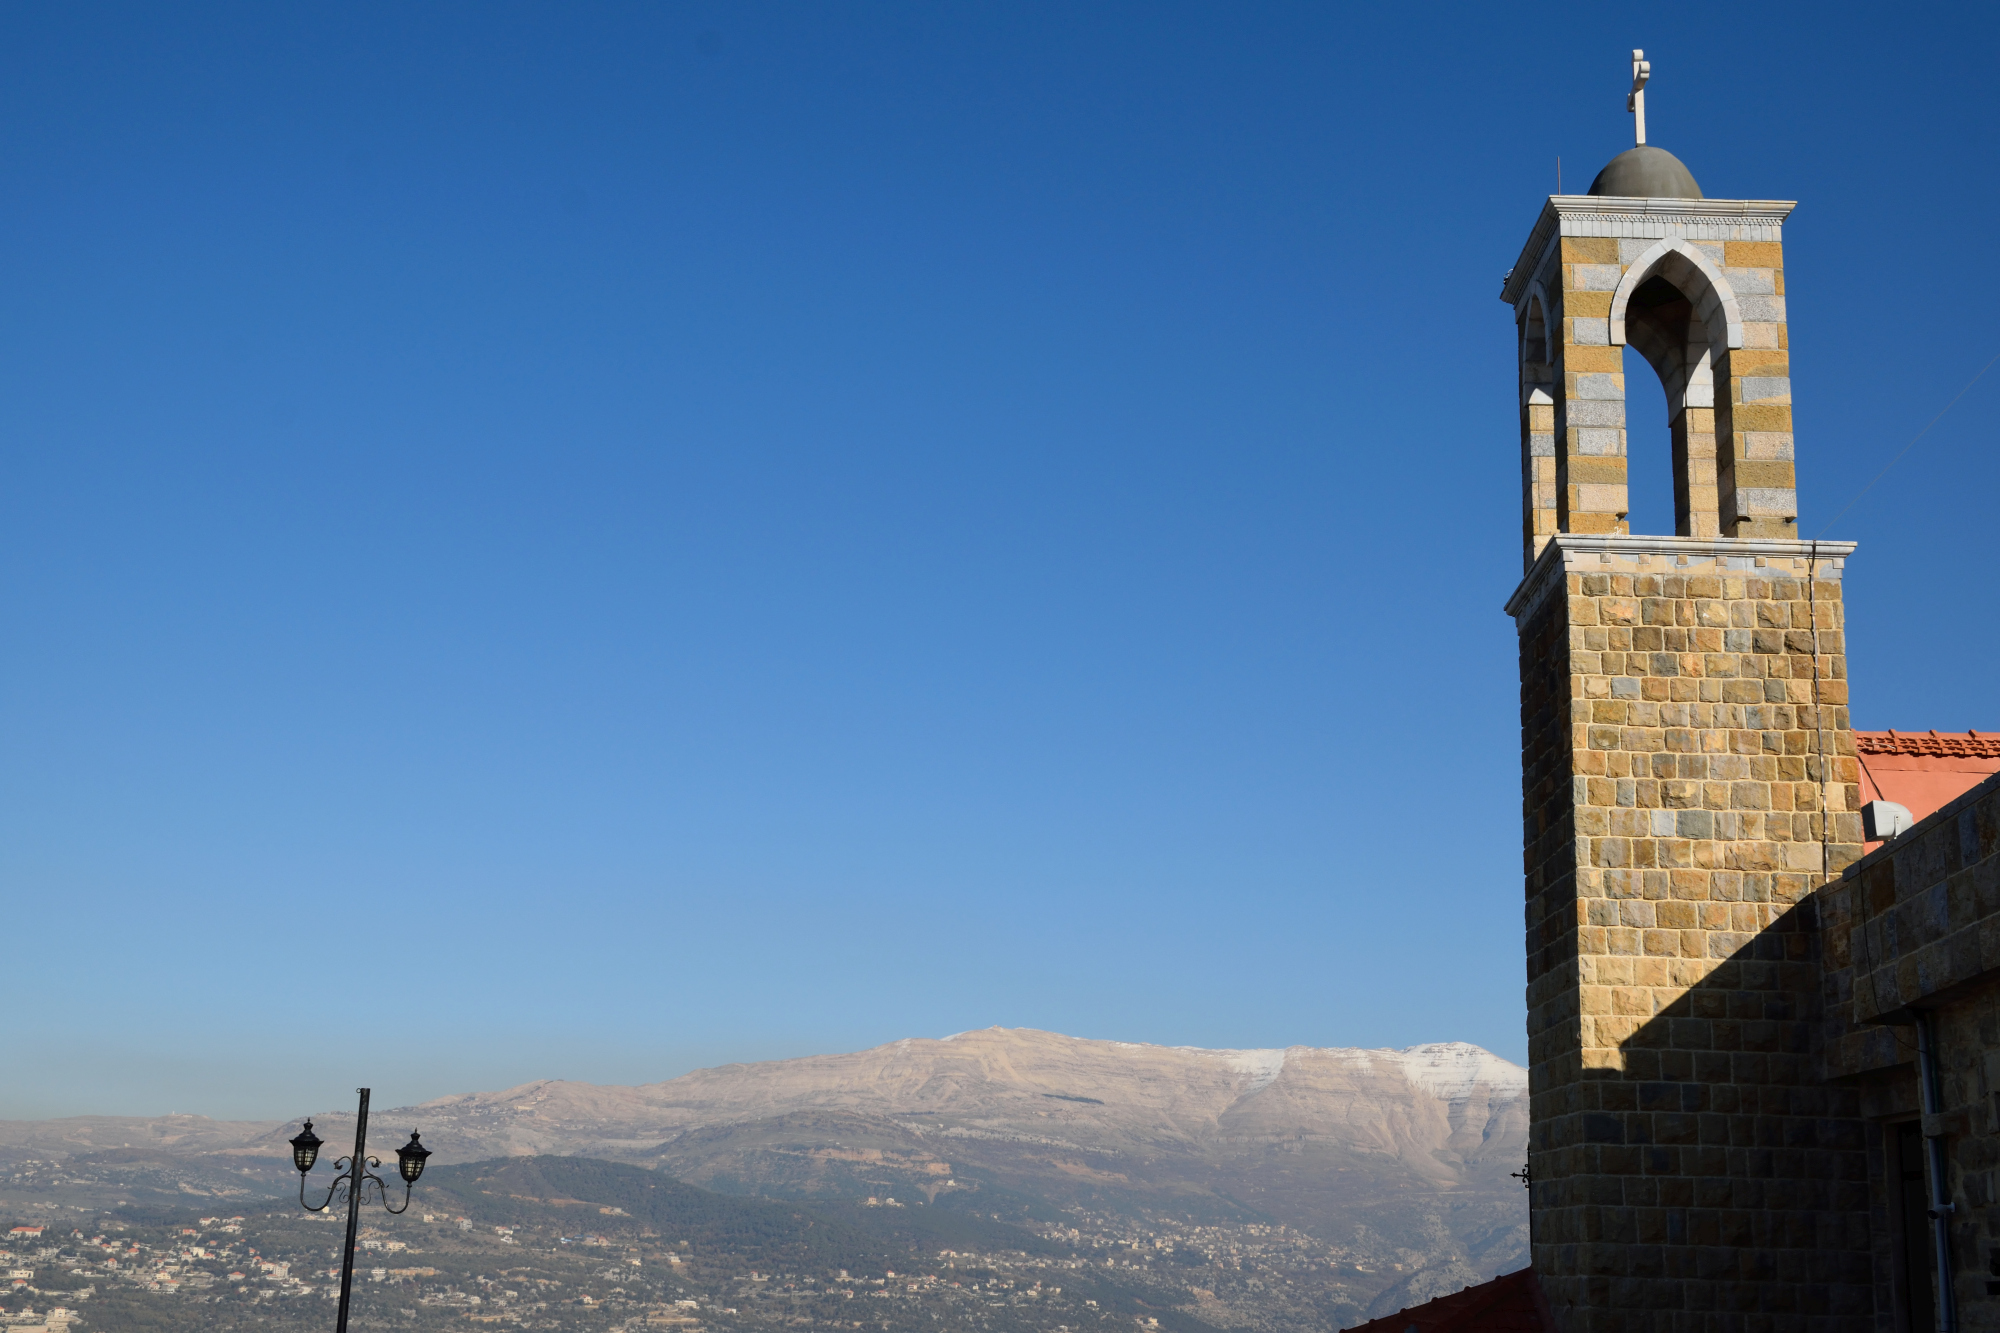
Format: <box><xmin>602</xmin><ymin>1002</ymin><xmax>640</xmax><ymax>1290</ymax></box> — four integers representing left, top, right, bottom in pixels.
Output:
<box><xmin>4</xmin><ymin>2</ymin><xmax>1995</xmax><ymax>1119</ymax></box>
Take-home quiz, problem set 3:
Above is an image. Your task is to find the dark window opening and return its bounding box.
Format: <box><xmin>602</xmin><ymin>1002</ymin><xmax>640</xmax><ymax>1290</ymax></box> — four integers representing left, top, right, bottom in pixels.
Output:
<box><xmin>1898</xmin><ymin>1121</ymin><xmax>1936</xmax><ymax>1331</ymax></box>
<box><xmin>1628</xmin><ymin>274</ymin><xmax>1684</xmax><ymax>312</ymax></box>
<box><xmin>1523</xmin><ymin>298</ymin><xmax>1549</xmax><ymax>371</ymax></box>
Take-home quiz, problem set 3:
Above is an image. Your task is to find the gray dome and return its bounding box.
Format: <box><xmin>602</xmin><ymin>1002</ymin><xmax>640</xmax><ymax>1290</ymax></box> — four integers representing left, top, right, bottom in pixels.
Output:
<box><xmin>1586</xmin><ymin>145</ymin><xmax>1702</xmax><ymax>199</ymax></box>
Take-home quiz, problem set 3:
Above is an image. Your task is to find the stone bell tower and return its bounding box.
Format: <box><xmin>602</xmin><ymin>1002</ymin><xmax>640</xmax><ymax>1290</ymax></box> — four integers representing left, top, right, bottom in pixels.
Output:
<box><xmin>1502</xmin><ymin>53</ymin><xmax>1871</xmax><ymax>1333</ymax></box>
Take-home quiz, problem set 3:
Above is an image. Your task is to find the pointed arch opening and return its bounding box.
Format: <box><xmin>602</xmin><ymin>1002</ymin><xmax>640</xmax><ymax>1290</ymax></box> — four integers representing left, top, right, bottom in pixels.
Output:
<box><xmin>1517</xmin><ymin>285</ymin><xmax>1558</xmax><ymax>565</ymax></box>
<box><xmin>1521</xmin><ymin>288</ymin><xmax>1551</xmax><ymax>378</ymax></box>
<box><xmin>1609</xmin><ymin>238</ymin><xmax>1743</xmax><ymax>351</ymax></box>
<box><xmin>1607</xmin><ymin>241</ymin><xmax>1742</xmax><ymax>538</ymax></box>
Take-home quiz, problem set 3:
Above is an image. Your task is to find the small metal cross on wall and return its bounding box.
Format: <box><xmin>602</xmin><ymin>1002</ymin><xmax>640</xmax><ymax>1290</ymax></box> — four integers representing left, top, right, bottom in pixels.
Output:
<box><xmin>1628</xmin><ymin>49</ymin><xmax>1651</xmax><ymax>146</ymax></box>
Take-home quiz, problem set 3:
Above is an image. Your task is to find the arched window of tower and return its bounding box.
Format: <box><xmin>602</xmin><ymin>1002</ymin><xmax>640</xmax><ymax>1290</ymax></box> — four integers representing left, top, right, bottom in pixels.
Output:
<box><xmin>1620</xmin><ymin>272</ymin><xmax>1703</xmax><ymax>537</ymax></box>
<box><xmin>1609</xmin><ymin>248</ymin><xmax>1735</xmax><ymax>540</ymax></box>
<box><xmin>1520</xmin><ymin>292</ymin><xmax>1549</xmax><ymax>371</ymax></box>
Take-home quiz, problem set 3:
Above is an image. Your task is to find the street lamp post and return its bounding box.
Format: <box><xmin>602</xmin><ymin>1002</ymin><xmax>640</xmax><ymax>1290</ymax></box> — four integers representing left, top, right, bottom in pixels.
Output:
<box><xmin>288</xmin><ymin>1087</ymin><xmax>432</xmax><ymax>1333</ymax></box>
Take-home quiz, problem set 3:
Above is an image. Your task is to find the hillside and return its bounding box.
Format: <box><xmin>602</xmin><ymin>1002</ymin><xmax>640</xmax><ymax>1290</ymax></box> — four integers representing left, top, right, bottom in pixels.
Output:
<box><xmin>0</xmin><ymin>1028</ymin><xmax>1529</xmax><ymax>1323</ymax></box>
<box><xmin>4</xmin><ymin>1155</ymin><xmax>1467</xmax><ymax>1332</ymax></box>
<box><xmin>383</xmin><ymin>1028</ymin><xmax>1530</xmax><ymax>1281</ymax></box>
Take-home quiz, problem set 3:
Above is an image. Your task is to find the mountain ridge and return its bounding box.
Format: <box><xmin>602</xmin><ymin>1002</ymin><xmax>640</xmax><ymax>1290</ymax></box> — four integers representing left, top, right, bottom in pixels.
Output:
<box><xmin>393</xmin><ymin>1028</ymin><xmax>1525</xmax><ymax>1164</ymax></box>
<box><xmin>0</xmin><ymin>1026</ymin><xmax>1529</xmax><ymax>1304</ymax></box>
<box><xmin>0</xmin><ymin>1028</ymin><xmax>1523</xmax><ymax>1149</ymax></box>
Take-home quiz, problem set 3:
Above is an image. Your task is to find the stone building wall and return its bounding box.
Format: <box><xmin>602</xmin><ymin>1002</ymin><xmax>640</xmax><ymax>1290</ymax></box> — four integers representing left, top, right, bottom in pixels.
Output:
<box><xmin>1489</xmin><ymin>154</ymin><xmax>2000</xmax><ymax>1333</ymax></box>
<box><xmin>1819</xmin><ymin>772</ymin><xmax>2000</xmax><ymax>1331</ymax></box>
<box><xmin>1509</xmin><ymin>532</ymin><xmax>1870</xmax><ymax>1333</ymax></box>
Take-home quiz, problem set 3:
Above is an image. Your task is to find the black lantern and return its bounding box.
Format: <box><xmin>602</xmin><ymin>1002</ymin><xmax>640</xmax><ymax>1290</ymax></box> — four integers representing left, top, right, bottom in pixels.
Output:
<box><xmin>395</xmin><ymin>1132</ymin><xmax>432</xmax><ymax>1185</ymax></box>
<box><xmin>292</xmin><ymin>1090</ymin><xmax>429</xmax><ymax>1333</ymax></box>
<box><xmin>289</xmin><ymin>1121</ymin><xmax>324</xmax><ymax>1174</ymax></box>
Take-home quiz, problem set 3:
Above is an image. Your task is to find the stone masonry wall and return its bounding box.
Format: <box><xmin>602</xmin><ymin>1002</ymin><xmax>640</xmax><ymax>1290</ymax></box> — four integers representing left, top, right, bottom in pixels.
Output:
<box><xmin>1819</xmin><ymin>773</ymin><xmax>2000</xmax><ymax>1331</ymax></box>
<box><xmin>1521</xmin><ymin>546</ymin><xmax>1581</xmax><ymax>1111</ymax></box>
<box><xmin>1510</xmin><ymin>533</ymin><xmax>1869</xmax><ymax>1333</ymax></box>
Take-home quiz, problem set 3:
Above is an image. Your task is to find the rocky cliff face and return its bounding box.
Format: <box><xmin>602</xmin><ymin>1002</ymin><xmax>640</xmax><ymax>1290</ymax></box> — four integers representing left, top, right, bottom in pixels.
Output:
<box><xmin>3</xmin><ymin>1028</ymin><xmax>1530</xmax><ymax>1294</ymax></box>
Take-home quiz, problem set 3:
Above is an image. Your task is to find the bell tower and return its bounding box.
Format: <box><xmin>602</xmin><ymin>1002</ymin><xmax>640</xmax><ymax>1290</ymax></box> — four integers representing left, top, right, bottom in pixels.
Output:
<box><xmin>1503</xmin><ymin>53</ymin><xmax>1872</xmax><ymax>1333</ymax></box>
<box><xmin>1512</xmin><ymin>49</ymin><xmax>1803</xmax><ymax>569</ymax></box>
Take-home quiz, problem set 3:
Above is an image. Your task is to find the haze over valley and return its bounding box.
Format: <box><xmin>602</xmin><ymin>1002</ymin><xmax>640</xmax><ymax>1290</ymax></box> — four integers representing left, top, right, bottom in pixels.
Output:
<box><xmin>1</xmin><ymin>1028</ymin><xmax>1526</xmax><ymax>1331</ymax></box>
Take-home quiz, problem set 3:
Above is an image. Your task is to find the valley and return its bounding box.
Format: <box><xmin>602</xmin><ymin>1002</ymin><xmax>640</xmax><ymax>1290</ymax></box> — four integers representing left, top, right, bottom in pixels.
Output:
<box><xmin>0</xmin><ymin>1029</ymin><xmax>1529</xmax><ymax>1331</ymax></box>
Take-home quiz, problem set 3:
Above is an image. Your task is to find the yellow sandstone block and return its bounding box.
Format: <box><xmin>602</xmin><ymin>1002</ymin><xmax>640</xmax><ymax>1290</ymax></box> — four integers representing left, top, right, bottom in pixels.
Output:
<box><xmin>1731</xmin><ymin>460</ymin><xmax>1796</xmax><ymax>489</ymax></box>
<box><xmin>1563</xmin><ymin>237</ymin><xmax>1619</xmax><ymax>264</ymax></box>
<box><xmin>1595</xmin><ymin>1015</ymin><xmax>1642</xmax><ymax>1044</ymax></box>
<box><xmin>1731</xmin><ymin>404</ymin><xmax>1792</xmax><ymax>432</ymax></box>
<box><xmin>1724</xmin><ymin>242</ymin><xmax>1784</xmax><ymax>268</ymax></box>
<box><xmin>1612</xmin><ymin>987</ymin><xmax>1655</xmax><ymax>1016</ymax></box>
<box><xmin>1724</xmin><ymin>349</ymin><xmax>1789</xmax><ymax>374</ymax></box>
<box><xmin>1564</xmin><ymin>345</ymin><xmax>1623</xmax><ymax>373</ymax></box>
<box><xmin>1567</xmin><ymin>457</ymin><xmax>1627</xmax><ymax>485</ymax></box>
<box><xmin>1642</xmin><ymin>929</ymin><xmax>1681</xmax><ymax>956</ymax></box>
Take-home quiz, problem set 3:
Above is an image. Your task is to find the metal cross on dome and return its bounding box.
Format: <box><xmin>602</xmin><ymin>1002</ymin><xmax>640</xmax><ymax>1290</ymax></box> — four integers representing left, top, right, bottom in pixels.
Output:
<box><xmin>1628</xmin><ymin>49</ymin><xmax>1652</xmax><ymax>146</ymax></box>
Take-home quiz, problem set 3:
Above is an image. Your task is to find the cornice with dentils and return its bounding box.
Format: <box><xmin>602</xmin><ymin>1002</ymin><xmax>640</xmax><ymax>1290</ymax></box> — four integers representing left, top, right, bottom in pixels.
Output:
<box><xmin>1501</xmin><ymin>196</ymin><xmax>1798</xmax><ymax>309</ymax></box>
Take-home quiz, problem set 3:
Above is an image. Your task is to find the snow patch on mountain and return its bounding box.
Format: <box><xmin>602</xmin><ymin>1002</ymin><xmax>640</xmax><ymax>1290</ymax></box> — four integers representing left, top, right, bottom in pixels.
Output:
<box><xmin>913</xmin><ymin>1028</ymin><xmax>1520</xmax><ymax>1105</ymax></box>
<box><xmin>1387</xmin><ymin>1043</ymin><xmax>1527</xmax><ymax>1101</ymax></box>
<box><xmin>1223</xmin><ymin>1048</ymin><xmax>1287</xmax><ymax>1093</ymax></box>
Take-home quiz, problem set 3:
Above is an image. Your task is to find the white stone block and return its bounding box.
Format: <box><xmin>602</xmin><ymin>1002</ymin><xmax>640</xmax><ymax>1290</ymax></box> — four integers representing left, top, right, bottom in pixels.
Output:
<box><xmin>1571</xmin><ymin>317</ymin><xmax>1610</xmax><ymax>346</ymax></box>
<box><xmin>1577</xmin><ymin>427</ymin><xmax>1624</xmax><ymax>455</ymax></box>
<box><xmin>1737</xmin><ymin>295</ymin><xmax>1787</xmax><ymax>323</ymax></box>
<box><xmin>1573</xmin><ymin>373</ymin><xmax>1624</xmax><ymax>400</ymax></box>
<box><xmin>1739</xmin><ymin>377</ymin><xmax>1792</xmax><ymax>403</ymax></box>
<box><xmin>1564</xmin><ymin>400</ymin><xmax>1625</xmax><ymax>428</ymax></box>
<box><xmin>1573</xmin><ymin>264</ymin><xmax>1624</xmax><ymax>292</ymax></box>
<box><xmin>1741</xmin><ymin>431</ymin><xmax>1794</xmax><ymax>461</ymax></box>
<box><xmin>1721</xmin><ymin>268</ymin><xmax>1777</xmax><ymax>295</ymax></box>
<box><xmin>1733</xmin><ymin>487</ymin><xmax>1797</xmax><ymax>516</ymax></box>
<box><xmin>1576</xmin><ymin>484</ymin><xmax>1626</xmax><ymax>512</ymax></box>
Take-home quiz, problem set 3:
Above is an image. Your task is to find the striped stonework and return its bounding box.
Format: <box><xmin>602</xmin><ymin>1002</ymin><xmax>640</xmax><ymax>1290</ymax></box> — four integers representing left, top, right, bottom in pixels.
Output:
<box><xmin>1504</xmin><ymin>199</ymin><xmax>1798</xmax><ymax>571</ymax></box>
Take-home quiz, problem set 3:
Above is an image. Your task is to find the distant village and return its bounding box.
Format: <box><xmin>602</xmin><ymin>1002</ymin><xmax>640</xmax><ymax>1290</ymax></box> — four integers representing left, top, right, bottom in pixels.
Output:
<box><xmin>2</xmin><ymin>1187</ymin><xmax>1435</xmax><ymax>1333</ymax></box>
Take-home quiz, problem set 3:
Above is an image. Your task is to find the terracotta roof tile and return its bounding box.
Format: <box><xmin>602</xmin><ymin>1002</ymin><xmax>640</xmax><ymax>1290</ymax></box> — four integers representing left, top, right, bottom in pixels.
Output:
<box><xmin>1341</xmin><ymin>1268</ymin><xmax>1550</xmax><ymax>1333</ymax></box>
<box><xmin>1855</xmin><ymin>730</ymin><xmax>2000</xmax><ymax>758</ymax></box>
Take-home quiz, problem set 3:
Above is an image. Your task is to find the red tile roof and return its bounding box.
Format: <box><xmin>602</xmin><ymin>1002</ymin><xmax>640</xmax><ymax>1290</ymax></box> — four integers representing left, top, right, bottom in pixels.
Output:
<box><xmin>1854</xmin><ymin>730</ymin><xmax>2000</xmax><ymax>850</ymax></box>
<box><xmin>1341</xmin><ymin>1268</ymin><xmax>1550</xmax><ymax>1333</ymax></box>
<box><xmin>1856</xmin><ymin>730</ymin><xmax>2000</xmax><ymax>758</ymax></box>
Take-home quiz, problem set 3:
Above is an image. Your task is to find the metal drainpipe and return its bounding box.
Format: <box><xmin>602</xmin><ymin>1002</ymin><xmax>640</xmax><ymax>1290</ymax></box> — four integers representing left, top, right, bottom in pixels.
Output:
<box><xmin>1915</xmin><ymin>1010</ymin><xmax>1958</xmax><ymax>1333</ymax></box>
